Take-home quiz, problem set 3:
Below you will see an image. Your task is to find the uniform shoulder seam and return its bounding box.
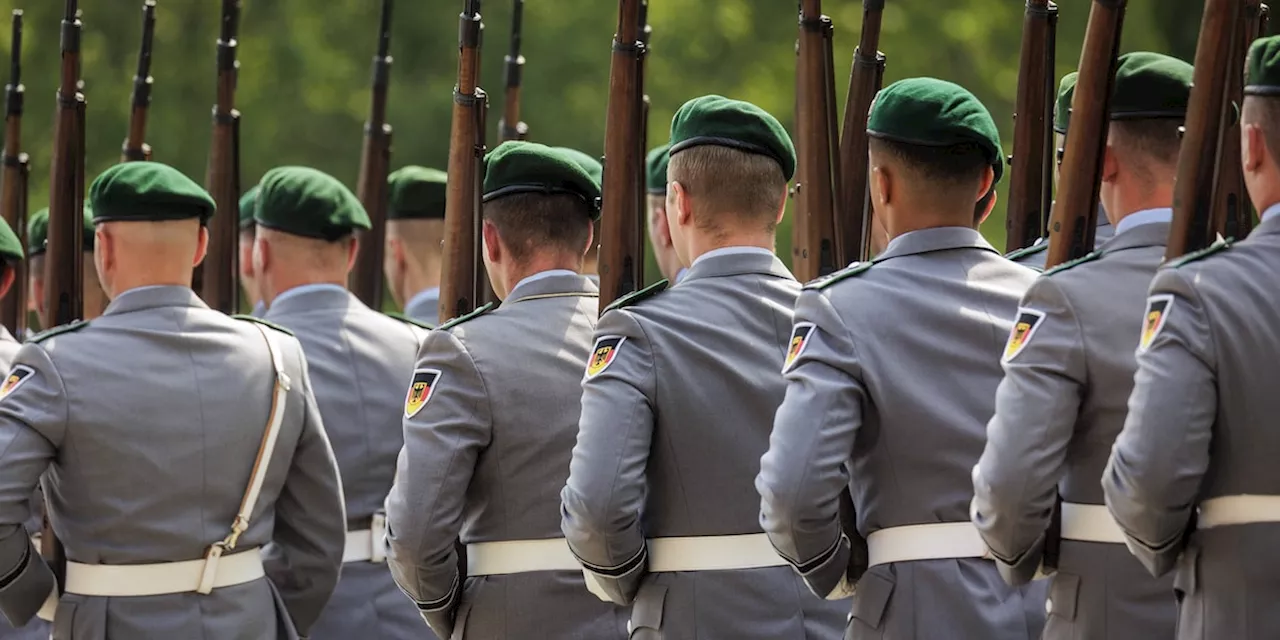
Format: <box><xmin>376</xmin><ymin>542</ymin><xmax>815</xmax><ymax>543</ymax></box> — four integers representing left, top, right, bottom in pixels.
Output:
<box><xmin>804</xmin><ymin>262</ymin><xmax>873</xmax><ymax>290</ymax></box>
<box><xmin>231</xmin><ymin>314</ymin><xmax>296</xmax><ymax>337</ymax></box>
<box><xmin>386</xmin><ymin>311</ymin><xmax>434</xmax><ymax>330</ymax></box>
<box><xmin>603</xmin><ymin>280</ymin><xmax>668</xmax><ymax>313</ymax></box>
<box><xmin>1003</xmin><ymin>242</ymin><xmax>1047</xmax><ymax>261</ymax></box>
<box><xmin>28</xmin><ymin>320</ymin><xmax>90</xmax><ymax>344</ymax></box>
<box><xmin>1042</xmin><ymin>250</ymin><xmax>1102</xmax><ymax>277</ymax></box>
<box><xmin>1166</xmin><ymin>239</ymin><xmax>1233</xmax><ymax>269</ymax></box>
<box><xmin>437</xmin><ymin>301</ymin><xmax>496</xmax><ymax>331</ymax></box>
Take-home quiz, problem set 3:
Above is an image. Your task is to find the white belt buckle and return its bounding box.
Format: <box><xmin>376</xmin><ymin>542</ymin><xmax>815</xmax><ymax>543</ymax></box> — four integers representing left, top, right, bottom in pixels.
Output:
<box><xmin>370</xmin><ymin>513</ymin><xmax>387</xmax><ymax>564</ymax></box>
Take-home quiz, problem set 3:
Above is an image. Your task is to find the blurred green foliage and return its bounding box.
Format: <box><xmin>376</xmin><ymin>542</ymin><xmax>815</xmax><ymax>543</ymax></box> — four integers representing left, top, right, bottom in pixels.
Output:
<box><xmin>0</xmin><ymin>0</ymin><xmax>1219</xmax><ymax>287</ymax></box>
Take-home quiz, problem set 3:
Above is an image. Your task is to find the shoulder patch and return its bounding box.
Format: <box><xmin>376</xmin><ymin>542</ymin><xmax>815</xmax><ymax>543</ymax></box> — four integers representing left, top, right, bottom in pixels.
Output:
<box><xmin>437</xmin><ymin>302</ymin><xmax>496</xmax><ymax>332</ymax></box>
<box><xmin>1002</xmin><ymin>308</ymin><xmax>1046</xmax><ymax>362</ymax></box>
<box><xmin>387</xmin><ymin>311</ymin><xmax>434</xmax><ymax>330</ymax></box>
<box><xmin>0</xmin><ymin>365</ymin><xmax>35</xmax><ymax>399</ymax></box>
<box><xmin>1003</xmin><ymin>242</ymin><xmax>1047</xmax><ymax>262</ymax></box>
<box><xmin>804</xmin><ymin>261</ymin><xmax>873</xmax><ymax>291</ymax></box>
<box><xmin>1138</xmin><ymin>294</ymin><xmax>1175</xmax><ymax>353</ymax></box>
<box><xmin>585</xmin><ymin>335</ymin><xmax>626</xmax><ymax>379</ymax></box>
<box><xmin>1166</xmin><ymin>239</ymin><xmax>1232</xmax><ymax>269</ymax></box>
<box><xmin>231</xmin><ymin>314</ymin><xmax>295</xmax><ymax>337</ymax></box>
<box><xmin>404</xmin><ymin>368</ymin><xmax>442</xmax><ymax>418</ymax></box>
<box><xmin>28</xmin><ymin>320</ymin><xmax>89</xmax><ymax>344</ymax></box>
<box><xmin>782</xmin><ymin>322</ymin><xmax>815</xmax><ymax>373</ymax></box>
<box><xmin>603</xmin><ymin>279</ymin><xmax>669</xmax><ymax>313</ymax></box>
<box><xmin>1042</xmin><ymin>250</ymin><xmax>1102</xmax><ymax>277</ymax></box>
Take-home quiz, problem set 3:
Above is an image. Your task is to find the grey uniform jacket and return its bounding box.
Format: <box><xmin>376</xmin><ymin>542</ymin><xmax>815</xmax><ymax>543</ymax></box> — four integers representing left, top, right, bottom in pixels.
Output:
<box><xmin>562</xmin><ymin>251</ymin><xmax>849</xmax><ymax>640</ymax></box>
<box><xmin>403</xmin><ymin>289</ymin><xmax>440</xmax><ymax>326</ymax></box>
<box><xmin>0</xmin><ymin>327</ymin><xmax>46</xmax><ymax>640</ymax></box>
<box><xmin>0</xmin><ymin>286</ymin><xmax>345</xmax><ymax>640</ymax></box>
<box><xmin>759</xmin><ymin>227</ymin><xmax>1043</xmax><ymax>640</ymax></box>
<box><xmin>1103</xmin><ymin>214</ymin><xmax>1280</xmax><ymax>640</ymax></box>
<box><xmin>973</xmin><ymin>222</ymin><xmax>1176</xmax><ymax>639</ymax></box>
<box><xmin>1010</xmin><ymin>210</ymin><xmax>1114</xmax><ymax>269</ymax></box>
<box><xmin>264</xmin><ymin>286</ymin><xmax>432</xmax><ymax>640</ymax></box>
<box><xmin>387</xmin><ymin>273</ymin><xmax>628</xmax><ymax>640</ymax></box>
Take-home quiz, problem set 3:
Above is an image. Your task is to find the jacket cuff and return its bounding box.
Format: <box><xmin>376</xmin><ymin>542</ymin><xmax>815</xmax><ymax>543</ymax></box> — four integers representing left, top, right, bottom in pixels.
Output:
<box><xmin>782</xmin><ymin>533</ymin><xmax>851</xmax><ymax>600</ymax></box>
<box><xmin>414</xmin><ymin>571</ymin><xmax>461</xmax><ymax>638</ymax></box>
<box><xmin>575</xmin><ymin>545</ymin><xmax>647</xmax><ymax>605</ymax></box>
<box><xmin>0</xmin><ymin>531</ymin><xmax>55</xmax><ymax>627</ymax></box>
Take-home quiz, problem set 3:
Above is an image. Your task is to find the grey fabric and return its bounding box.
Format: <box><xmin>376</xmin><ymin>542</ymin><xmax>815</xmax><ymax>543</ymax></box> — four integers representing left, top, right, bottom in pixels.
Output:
<box><xmin>973</xmin><ymin>222</ymin><xmax>1176</xmax><ymax>639</ymax></box>
<box><xmin>1013</xmin><ymin>211</ymin><xmax>1114</xmax><ymax>270</ymax></box>
<box><xmin>0</xmin><ymin>285</ymin><xmax>345</xmax><ymax>639</ymax></box>
<box><xmin>264</xmin><ymin>287</ymin><xmax>431</xmax><ymax>640</ymax></box>
<box><xmin>759</xmin><ymin>227</ymin><xmax>1044</xmax><ymax>640</ymax></box>
<box><xmin>250</xmin><ymin>299</ymin><xmax>267</xmax><ymax>318</ymax></box>
<box><xmin>403</xmin><ymin>289</ymin><xmax>440</xmax><ymax>326</ymax></box>
<box><xmin>388</xmin><ymin>273</ymin><xmax>629</xmax><ymax>640</ymax></box>
<box><xmin>563</xmin><ymin>251</ymin><xmax>849</xmax><ymax>639</ymax></box>
<box><xmin>1103</xmin><ymin>214</ymin><xmax>1280</xmax><ymax>640</ymax></box>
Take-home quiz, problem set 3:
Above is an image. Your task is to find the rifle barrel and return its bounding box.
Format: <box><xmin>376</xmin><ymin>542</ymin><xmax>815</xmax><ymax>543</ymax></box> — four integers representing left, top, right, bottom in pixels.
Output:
<box><xmin>351</xmin><ymin>0</ymin><xmax>395</xmax><ymax>308</ymax></box>
<box><xmin>500</xmin><ymin>0</ymin><xmax>527</xmax><ymax>142</ymax></box>
<box><xmin>0</xmin><ymin>9</ymin><xmax>25</xmax><ymax>335</ymax></box>
<box><xmin>201</xmin><ymin>0</ymin><xmax>242</xmax><ymax>312</ymax></box>
<box><xmin>837</xmin><ymin>0</ymin><xmax>886</xmax><ymax>263</ymax></box>
<box><xmin>1006</xmin><ymin>0</ymin><xmax>1057</xmax><ymax>253</ymax></box>
<box><xmin>441</xmin><ymin>0</ymin><xmax>485</xmax><ymax>321</ymax></box>
<box><xmin>122</xmin><ymin>1</ymin><xmax>156</xmax><ymax>162</ymax></box>
<box><xmin>597</xmin><ymin>0</ymin><xmax>644</xmax><ymax>312</ymax></box>
<box><xmin>794</xmin><ymin>0</ymin><xmax>838</xmax><ymax>282</ymax></box>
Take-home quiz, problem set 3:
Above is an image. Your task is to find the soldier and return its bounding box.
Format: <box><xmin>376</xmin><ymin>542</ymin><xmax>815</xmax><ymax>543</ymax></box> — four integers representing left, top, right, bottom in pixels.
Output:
<box><xmin>386</xmin><ymin>141</ymin><xmax>627</xmax><ymax>640</ymax></box>
<box><xmin>26</xmin><ymin>206</ymin><xmax>108</xmax><ymax>327</ymax></box>
<box><xmin>644</xmin><ymin>143</ymin><xmax>685</xmax><ymax>283</ymax></box>
<box><xmin>252</xmin><ymin>166</ymin><xmax>432</xmax><ymax>640</ymax></box>
<box><xmin>972</xmin><ymin>52</ymin><xmax>1192</xmax><ymax>639</ymax></box>
<box><xmin>1006</xmin><ymin>71</ymin><xmax>1115</xmax><ymax>269</ymax></box>
<box><xmin>384</xmin><ymin>166</ymin><xmax>447</xmax><ymax>325</ymax></box>
<box><xmin>238</xmin><ymin>185</ymin><xmax>266</xmax><ymax>317</ymax></box>
<box><xmin>1102</xmin><ymin>36</ymin><xmax>1280</xmax><ymax>640</ymax></box>
<box><xmin>757</xmin><ymin>78</ymin><xmax>1042</xmax><ymax>639</ymax></box>
<box><xmin>557</xmin><ymin>147</ymin><xmax>604</xmax><ymax>285</ymax></box>
<box><xmin>562</xmin><ymin>95</ymin><xmax>848</xmax><ymax>638</ymax></box>
<box><xmin>0</xmin><ymin>161</ymin><xmax>345</xmax><ymax>638</ymax></box>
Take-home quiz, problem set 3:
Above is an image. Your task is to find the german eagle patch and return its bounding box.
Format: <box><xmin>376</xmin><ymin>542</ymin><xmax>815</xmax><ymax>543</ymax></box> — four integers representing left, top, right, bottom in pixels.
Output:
<box><xmin>404</xmin><ymin>369</ymin><xmax>441</xmax><ymax>418</ymax></box>
<box><xmin>783</xmin><ymin>323</ymin><xmax>815</xmax><ymax>372</ymax></box>
<box><xmin>1139</xmin><ymin>294</ymin><xmax>1174</xmax><ymax>353</ymax></box>
<box><xmin>585</xmin><ymin>336</ymin><xmax>625</xmax><ymax>379</ymax></box>
<box><xmin>0</xmin><ymin>365</ymin><xmax>34</xmax><ymax>399</ymax></box>
<box><xmin>1003</xmin><ymin>308</ymin><xmax>1046</xmax><ymax>363</ymax></box>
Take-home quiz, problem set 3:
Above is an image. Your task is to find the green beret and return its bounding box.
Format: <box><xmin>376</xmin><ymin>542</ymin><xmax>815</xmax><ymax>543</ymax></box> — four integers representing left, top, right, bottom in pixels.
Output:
<box><xmin>0</xmin><ymin>217</ymin><xmax>21</xmax><ymax>264</ymax></box>
<box><xmin>482</xmin><ymin>141</ymin><xmax>602</xmax><ymax>220</ymax></box>
<box><xmin>646</xmin><ymin>143</ymin><xmax>671</xmax><ymax>194</ymax></box>
<box><xmin>1110</xmin><ymin>52</ymin><xmax>1193</xmax><ymax>120</ymax></box>
<box><xmin>668</xmin><ymin>95</ymin><xmax>796</xmax><ymax>181</ymax></box>
<box><xmin>1246</xmin><ymin>35</ymin><xmax>1280</xmax><ymax>95</ymax></box>
<box><xmin>89</xmin><ymin>162</ymin><xmax>216</xmax><ymax>224</ymax></box>
<box><xmin>239</xmin><ymin>185</ymin><xmax>260</xmax><ymax>230</ymax></box>
<box><xmin>255</xmin><ymin>166</ymin><xmax>371</xmax><ymax>241</ymax></box>
<box><xmin>1054</xmin><ymin>72</ymin><xmax>1078</xmax><ymax>134</ymax></box>
<box><xmin>868</xmin><ymin>77</ymin><xmax>1004</xmax><ymax>183</ymax></box>
<box><xmin>388</xmin><ymin>166</ymin><xmax>448</xmax><ymax>220</ymax></box>
<box><xmin>552</xmin><ymin>148</ymin><xmax>605</xmax><ymax>191</ymax></box>
<box><xmin>27</xmin><ymin>206</ymin><xmax>97</xmax><ymax>256</ymax></box>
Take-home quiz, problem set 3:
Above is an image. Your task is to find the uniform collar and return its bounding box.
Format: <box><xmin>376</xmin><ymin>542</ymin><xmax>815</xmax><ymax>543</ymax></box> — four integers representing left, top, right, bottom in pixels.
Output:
<box><xmin>1098</xmin><ymin>220</ymin><xmax>1170</xmax><ymax>254</ymax></box>
<box><xmin>674</xmin><ymin>267</ymin><xmax>689</xmax><ymax>284</ymax></box>
<box><xmin>404</xmin><ymin>286</ymin><xmax>439</xmax><ymax>313</ymax></box>
<box><xmin>1253</xmin><ymin>203</ymin><xmax>1280</xmax><ymax>237</ymax></box>
<box><xmin>267</xmin><ymin>283</ymin><xmax>357</xmax><ymax>316</ymax></box>
<box><xmin>681</xmin><ymin>247</ymin><xmax>794</xmax><ymax>283</ymax></box>
<box><xmin>690</xmin><ymin>246</ymin><xmax>775</xmax><ymax>268</ymax></box>
<box><xmin>506</xmin><ymin>271</ymin><xmax>598</xmax><ymax>303</ymax></box>
<box><xmin>104</xmin><ymin>285</ymin><xmax>208</xmax><ymax>316</ymax></box>
<box><xmin>0</xmin><ymin>325</ymin><xmax>16</xmax><ymax>344</ymax></box>
<box><xmin>1261</xmin><ymin>202</ymin><xmax>1280</xmax><ymax>224</ymax></box>
<box><xmin>876</xmin><ymin>226</ymin><xmax>998</xmax><ymax>263</ymax></box>
<box><xmin>1114</xmin><ymin>207</ymin><xmax>1173</xmax><ymax>236</ymax></box>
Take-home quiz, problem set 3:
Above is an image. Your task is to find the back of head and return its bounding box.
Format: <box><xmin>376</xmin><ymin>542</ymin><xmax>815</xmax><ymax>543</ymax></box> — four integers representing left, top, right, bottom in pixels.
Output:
<box><xmin>386</xmin><ymin>165</ymin><xmax>448</xmax><ymax>258</ymax></box>
<box><xmin>253</xmin><ymin>166</ymin><xmax>370</xmax><ymax>290</ymax></box>
<box><xmin>1106</xmin><ymin>52</ymin><xmax>1194</xmax><ymax>188</ymax></box>
<box><xmin>481</xmin><ymin>141</ymin><xmax>600</xmax><ymax>266</ymax></box>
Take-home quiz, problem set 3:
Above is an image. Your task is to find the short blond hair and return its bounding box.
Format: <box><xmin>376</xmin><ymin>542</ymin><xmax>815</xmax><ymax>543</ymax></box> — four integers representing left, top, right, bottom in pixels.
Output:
<box><xmin>668</xmin><ymin>146</ymin><xmax>787</xmax><ymax>233</ymax></box>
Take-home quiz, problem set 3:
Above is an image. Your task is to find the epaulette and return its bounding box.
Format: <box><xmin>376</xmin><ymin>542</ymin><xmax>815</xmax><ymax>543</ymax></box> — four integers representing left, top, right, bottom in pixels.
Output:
<box><xmin>1166</xmin><ymin>239</ymin><xmax>1233</xmax><ymax>269</ymax></box>
<box><xmin>804</xmin><ymin>262</ymin><xmax>873</xmax><ymax>291</ymax></box>
<box><xmin>1003</xmin><ymin>242</ymin><xmax>1047</xmax><ymax>262</ymax></box>
<box><xmin>1042</xmin><ymin>250</ymin><xmax>1102</xmax><ymax>277</ymax></box>
<box><xmin>231</xmin><ymin>314</ymin><xmax>296</xmax><ymax>337</ymax></box>
<box><xmin>386</xmin><ymin>311</ymin><xmax>434</xmax><ymax>330</ymax></box>
<box><xmin>437</xmin><ymin>301</ymin><xmax>496</xmax><ymax>331</ymax></box>
<box><xmin>28</xmin><ymin>320</ymin><xmax>89</xmax><ymax>344</ymax></box>
<box><xmin>603</xmin><ymin>279</ymin><xmax>668</xmax><ymax>313</ymax></box>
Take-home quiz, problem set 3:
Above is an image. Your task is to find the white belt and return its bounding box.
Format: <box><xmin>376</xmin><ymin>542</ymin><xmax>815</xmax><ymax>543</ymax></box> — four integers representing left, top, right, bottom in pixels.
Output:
<box><xmin>64</xmin><ymin>547</ymin><xmax>264</xmax><ymax>597</ymax></box>
<box><xmin>343</xmin><ymin>513</ymin><xmax>388</xmax><ymax>563</ymax></box>
<box><xmin>1197</xmin><ymin>494</ymin><xmax>1280</xmax><ymax>530</ymax></box>
<box><xmin>467</xmin><ymin>533</ymin><xmax>788</xmax><ymax>576</ymax></box>
<box><xmin>867</xmin><ymin>522</ymin><xmax>989</xmax><ymax>567</ymax></box>
<box><xmin>1061</xmin><ymin>502</ymin><xmax>1126</xmax><ymax>543</ymax></box>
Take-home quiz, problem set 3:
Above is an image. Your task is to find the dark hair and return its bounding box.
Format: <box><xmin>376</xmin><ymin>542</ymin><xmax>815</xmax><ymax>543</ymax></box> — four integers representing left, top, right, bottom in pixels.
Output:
<box><xmin>482</xmin><ymin>193</ymin><xmax>593</xmax><ymax>263</ymax></box>
<box><xmin>1109</xmin><ymin>118</ymin><xmax>1182</xmax><ymax>174</ymax></box>
<box><xmin>869</xmin><ymin>138</ymin><xmax>991</xmax><ymax>187</ymax></box>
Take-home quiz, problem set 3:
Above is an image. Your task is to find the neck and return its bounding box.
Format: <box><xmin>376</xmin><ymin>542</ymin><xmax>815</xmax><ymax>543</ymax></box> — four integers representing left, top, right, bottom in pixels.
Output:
<box><xmin>400</xmin><ymin>262</ymin><xmax>442</xmax><ymax>307</ymax></box>
<box><xmin>263</xmin><ymin>270</ymin><xmax>348</xmax><ymax>305</ymax></box>
<box><xmin>886</xmin><ymin>204</ymin><xmax>974</xmax><ymax>238</ymax></box>
<box><xmin>107</xmin><ymin>272</ymin><xmax>192</xmax><ymax>301</ymax></box>
<box><xmin>500</xmin><ymin>254</ymin><xmax>580</xmax><ymax>297</ymax></box>
<box><xmin>685</xmin><ymin>229</ymin><xmax>775</xmax><ymax>264</ymax></box>
<box><xmin>1105</xmin><ymin>184</ymin><xmax>1174</xmax><ymax>226</ymax></box>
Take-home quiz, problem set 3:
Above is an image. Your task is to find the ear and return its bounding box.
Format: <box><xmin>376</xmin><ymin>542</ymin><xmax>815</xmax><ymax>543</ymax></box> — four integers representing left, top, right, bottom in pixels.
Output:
<box><xmin>978</xmin><ymin>190</ymin><xmax>999</xmax><ymax>226</ymax></box>
<box><xmin>1244</xmin><ymin>122</ymin><xmax>1267</xmax><ymax>174</ymax></box>
<box><xmin>346</xmin><ymin>236</ymin><xmax>359</xmax><ymax>271</ymax></box>
<box><xmin>582</xmin><ymin>220</ymin><xmax>595</xmax><ymax>257</ymax></box>
<box><xmin>669</xmin><ymin>181</ymin><xmax>693</xmax><ymax>227</ymax></box>
<box><xmin>0</xmin><ymin>264</ymin><xmax>14</xmax><ymax>301</ymax></box>
<box><xmin>872</xmin><ymin>165</ymin><xmax>892</xmax><ymax>208</ymax></box>
<box><xmin>1100</xmin><ymin>141</ymin><xmax>1121</xmax><ymax>183</ymax></box>
<box><xmin>976</xmin><ymin>167</ymin><xmax>995</xmax><ymax>203</ymax></box>
<box><xmin>252</xmin><ymin>234</ymin><xmax>268</xmax><ymax>274</ymax></box>
<box><xmin>238</xmin><ymin>234</ymin><xmax>255</xmax><ymax>276</ymax></box>
<box><xmin>655</xmin><ymin>208</ymin><xmax>674</xmax><ymax>247</ymax></box>
<box><xmin>96</xmin><ymin>227</ymin><xmax>113</xmax><ymax>273</ymax></box>
<box><xmin>389</xmin><ymin>236</ymin><xmax>406</xmax><ymax>264</ymax></box>
<box><xmin>193</xmin><ymin>226</ymin><xmax>209</xmax><ymax>267</ymax></box>
<box><xmin>482</xmin><ymin>219</ymin><xmax>502</xmax><ymax>264</ymax></box>
<box><xmin>774</xmin><ymin>186</ymin><xmax>787</xmax><ymax>225</ymax></box>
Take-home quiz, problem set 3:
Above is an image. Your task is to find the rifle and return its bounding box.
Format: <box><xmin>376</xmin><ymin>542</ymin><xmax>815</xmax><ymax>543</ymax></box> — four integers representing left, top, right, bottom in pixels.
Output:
<box><xmin>200</xmin><ymin>0</ymin><xmax>241</xmax><ymax>313</ymax></box>
<box><xmin>634</xmin><ymin>0</ymin><xmax>649</xmax><ymax>285</ymax></box>
<box><xmin>1043</xmin><ymin>0</ymin><xmax>1125</xmax><ymax>269</ymax></box>
<box><xmin>1211</xmin><ymin>1</ymin><xmax>1258</xmax><ymax>242</ymax></box>
<box><xmin>121</xmin><ymin>1</ymin><xmax>155</xmax><ymax>163</ymax></box>
<box><xmin>498</xmin><ymin>0</ymin><xmax>527</xmax><ymax>142</ymax></box>
<box><xmin>837</xmin><ymin>0</ymin><xmax>885</xmax><ymax>262</ymax></box>
<box><xmin>793</xmin><ymin>0</ymin><xmax>839</xmax><ymax>282</ymax></box>
<box><xmin>440</xmin><ymin>0</ymin><xmax>487</xmax><ymax>321</ymax></box>
<box><xmin>1166</xmin><ymin>0</ymin><xmax>1237</xmax><ymax>260</ymax></box>
<box><xmin>1005</xmin><ymin>0</ymin><xmax>1058</xmax><ymax>253</ymax></box>
<box><xmin>597</xmin><ymin>0</ymin><xmax>644</xmax><ymax>311</ymax></box>
<box><xmin>1263</xmin><ymin>4</ymin><xmax>1272</xmax><ymax>36</ymax></box>
<box><xmin>1</xmin><ymin>10</ymin><xmax>27</xmax><ymax>337</ymax></box>
<box><xmin>351</xmin><ymin>0</ymin><xmax>394</xmax><ymax>309</ymax></box>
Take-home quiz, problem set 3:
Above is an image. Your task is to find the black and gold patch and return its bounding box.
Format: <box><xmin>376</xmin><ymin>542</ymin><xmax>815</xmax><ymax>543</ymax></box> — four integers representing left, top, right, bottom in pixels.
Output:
<box><xmin>585</xmin><ymin>336</ymin><xmax>626</xmax><ymax>379</ymax></box>
<box><xmin>0</xmin><ymin>365</ymin><xmax>34</xmax><ymax>399</ymax></box>
<box><xmin>1003</xmin><ymin>308</ymin><xmax>1046</xmax><ymax>362</ymax></box>
<box><xmin>783</xmin><ymin>322</ymin><xmax>815</xmax><ymax>372</ymax></box>
<box><xmin>1139</xmin><ymin>294</ymin><xmax>1174</xmax><ymax>352</ymax></box>
<box><xmin>404</xmin><ymin>369</ymin><xmax>442</xmax><ymax>418</ymax></box>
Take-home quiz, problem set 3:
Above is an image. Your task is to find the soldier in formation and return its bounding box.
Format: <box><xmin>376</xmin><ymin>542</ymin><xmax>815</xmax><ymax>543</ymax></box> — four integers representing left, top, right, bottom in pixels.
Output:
<box><xmin>383</xmin><ymin>166</ymin><xmax>448</xmax><ymax>325</ymax></box>
<box><xmin>238</xmin><ymin>184</ymin><xmax>265</xmax><ymax>317</ymax></box>
<box><xmin>25</xmin><ymin>207</ymin><xmax>107</xmax><ymax>326</ymax></box>
<box><xmin>643</xmin><ymin>143</ymin><xmax>685</xmax><ymax>283</ymax></box>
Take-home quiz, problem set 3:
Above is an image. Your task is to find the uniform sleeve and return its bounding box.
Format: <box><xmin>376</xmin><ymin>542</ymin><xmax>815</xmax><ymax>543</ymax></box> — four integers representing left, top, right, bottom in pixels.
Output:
<box><xmin>757</xmin><ymin>289</ymin><xmax>862</xmax><ymax>600</ymax></box>
<box><xmin>1103</xmin><ymin>269</ymin><xmax>1216</xmax><ymax>578</ymax></box>
<box><xmin>386</xmin><ymin>328</ymin><xmax>492</xmax><ymax>639</ymax></box>
<box><xmin>972</xmin><ymin>276</ymin><xmax>1086</xmax><ymax>584</ymax></box>
<box><xmin>262</xmin><ymin>341</ymin><xmax>347</xmax><ymax>637</ymax></box>
<box><xmin>0</xmin><ymin>344</ymin><xmax>66</xmax><ymax>626</ymax></box>
<box><xmin>560</xmin><ymin>308</ymin><xmax>655</xmax><ymax>605</ymax></box>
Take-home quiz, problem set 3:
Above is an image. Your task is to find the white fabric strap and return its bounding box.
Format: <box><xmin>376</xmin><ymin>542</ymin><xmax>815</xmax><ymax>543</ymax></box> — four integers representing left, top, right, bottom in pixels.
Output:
<box><xmin>343</xmin><ymin>513</ymin><xmax>388</xmax><ymax>564</ymax></box>
<box><xmin>1060</xmin><ymin>502</ymin><xmax>1126</xmax><ymax>543</ymax></box>
<box><xmin>468</xmin><ymin>539</ymin><xmax>581</xmax><ymax>576</ymax></box>
<box><xmin>866</xmin><ymin>522</ymin><xmax>990</xmax><ymax>568</ymax></box>
<box><xmin>63</xmin><ymin>548</ymin><xmax>264</xmax><ymax>597</ymax></box>
<box><xmin>1197</xmin><ymin>494</ymin><xmax>1280</xmax><ymax>530</ymax></box>
<box><xmin>646</xmin><ymin>533</ymin><xmax>788</xmax><ymax>572</ymax></box>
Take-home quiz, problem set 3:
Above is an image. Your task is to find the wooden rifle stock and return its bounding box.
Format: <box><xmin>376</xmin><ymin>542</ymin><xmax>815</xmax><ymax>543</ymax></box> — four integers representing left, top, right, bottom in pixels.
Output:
<box><xmin>1166</xmin><ymin>0</ymin><xmax>1237</xmax><ymax>260</ymax></box>
<box><xmin>499</xmin><ymin>0</ymin><xmax>528</xmax><ymax>142</ymax></box>
<box><xmin>201</xmin><ymin>0</ymin><xmax>241</xmax><ymax>313</ymax></box>
<box><xmin>634</xmin><ymin>0</ymin><xmax>650</xmax><ymax>285</ymax></box>
<box><xmin>1</xmin><ymin>10</ymin><xmax>27</xmax><ymax>337</ymax></box>
<box><xmin>1211</xmin><ymin>1</ymin><xmax>1258</xmax><ymax>242</ymax></box>
<box><xmin>351</xmin><ymin>0</ymin><xmax>394</xmax><ymax>309</ymax></box>
<box><xmin>1006</xmin><ymin>0</ymin><xmax>1057</xmax><ymax>253</ymax></box>
<box><xmin>121</xmin><ymin>1</ymin><xmax>155</xmax><ymax>163</ymax></box>
<box><xmin>794</xmin><ymin>0</ymin><xmax>839</xmax><ymax>281</ymax></box>
<box><xmin>597</xmin><ymin>0</ymin><xmax>644</xmax><ymax>312</ymax></box>
<box><xmin>837</xmin><ymin>0</ymin><xmax>885</xmax><ymax>262</ymax></box>
<box><xmin>1044</xmin><ymin>0</ymin><xmax>1125</xmax><ymax>270</ymax></box>
<box><xmin>441</xmin><ymin>0</ymin><xmax>485</xmax><ymax>321</ymax></box>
